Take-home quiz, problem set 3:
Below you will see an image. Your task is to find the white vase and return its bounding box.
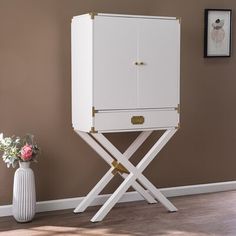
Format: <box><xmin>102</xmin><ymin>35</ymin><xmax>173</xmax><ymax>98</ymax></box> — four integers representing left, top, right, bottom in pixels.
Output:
<box><xmin>13</xmin><ymin>162</ymin><xmax>36</xmax><ymax>222</ymax></box>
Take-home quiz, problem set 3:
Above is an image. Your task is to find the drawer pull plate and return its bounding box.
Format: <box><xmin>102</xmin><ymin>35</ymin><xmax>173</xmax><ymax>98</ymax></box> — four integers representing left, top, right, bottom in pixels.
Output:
<box><xmin>131</xmin><ymin>116</ymin><xmax>145</xmax><ymax>125</ymax></box>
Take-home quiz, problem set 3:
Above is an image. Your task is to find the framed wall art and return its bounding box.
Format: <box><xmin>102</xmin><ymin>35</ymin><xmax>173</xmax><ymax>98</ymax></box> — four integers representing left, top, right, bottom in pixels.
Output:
<box><xmin>204</xmin><ymin>9</ymin><xmax>232</xmax><ymax>57</ymax></box>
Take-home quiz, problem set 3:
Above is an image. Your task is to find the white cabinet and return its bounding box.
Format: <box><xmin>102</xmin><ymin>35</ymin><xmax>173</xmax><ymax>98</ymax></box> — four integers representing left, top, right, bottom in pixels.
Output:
<box><xmin>71</xmin><ymin>13</ymin><xmax>181</xmax><ymax>222</ymax></box>
<box><xmin>72</xmin><ymin>13</ymin><xmax>180</xmax><ymax>133</ymax></box>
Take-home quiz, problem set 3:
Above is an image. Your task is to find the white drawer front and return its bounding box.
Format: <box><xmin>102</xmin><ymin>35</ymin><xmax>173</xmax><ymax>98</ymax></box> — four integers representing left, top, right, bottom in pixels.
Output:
<box><xmin>94</xmin><ymin>110</ymin><xmax>179</xmax><ymax>132</ymax></box>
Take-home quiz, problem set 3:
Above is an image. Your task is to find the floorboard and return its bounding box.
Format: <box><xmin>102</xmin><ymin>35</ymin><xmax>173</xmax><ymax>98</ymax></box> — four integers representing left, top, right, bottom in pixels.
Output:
<box><xmin>1</xmin><ymin>191</ymin><xmax>236</xmax><ymax>235</ymax></box>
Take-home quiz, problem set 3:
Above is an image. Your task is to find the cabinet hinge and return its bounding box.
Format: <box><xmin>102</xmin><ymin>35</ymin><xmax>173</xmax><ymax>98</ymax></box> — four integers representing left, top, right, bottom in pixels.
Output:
<box><xmin>175</xmin><ymin>104</ymin><xmax>180</xmax><ymax>114</ymax></box>
<box><xmin>89</xmin><ymin>12</ymin><xmax>97</xmax><ymax>19</ymax></box>
<box><xmin>90</xmin><ymin>127</ymin><xmax>98</xmax><ymax>133</ymax></box>
<box><xmin>92</xmin><ymin>106</ymin><xmax>97</xmax><ymax>117</ymax></box>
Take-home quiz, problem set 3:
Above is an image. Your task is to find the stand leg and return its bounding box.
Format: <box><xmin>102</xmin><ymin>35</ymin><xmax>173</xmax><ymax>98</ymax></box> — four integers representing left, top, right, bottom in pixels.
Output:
<box><xmin>91</xmin><ymin>173</ymin><xmax>136</xmax><ymax>222</ymax></box>
<box><xmin>121</xmin><ymin>173</ymin><xmax>157</xmax><ymax>204</ymax></box>
<box><xmin>91</xmin><ymin>129</ymin><xmax>177</xmax><ymax>221</ymax></box>
<box><xmin>74</xmin><ymin>131</ymin><xmax>156</xmax><ymax>213</ymax></box>
<box><xmin>74</xmin><ymin>168</ymin><xmax>114</xmax><ymax>213</ymax></box>
<box><xmin>75</xmin><ymin>129</ymin><xmax>177</xmax><ymax>222</ymax></box>
<box><xmin>138</xmin><ymin>175</ymin><xmax>177</xmax><ymax>212</ymax></box>
<box><xmin>119</xmin><ymin>131</ymin><xmax>156</xmax><ymax>204</ymax></box>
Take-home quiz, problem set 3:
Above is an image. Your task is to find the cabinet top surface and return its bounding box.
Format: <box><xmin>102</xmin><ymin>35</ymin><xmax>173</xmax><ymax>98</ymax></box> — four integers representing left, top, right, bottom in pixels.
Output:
<box><xmin>72</xmin><ymin>13</ymin><xmax>178</xmax><ymax>20</ymax></box>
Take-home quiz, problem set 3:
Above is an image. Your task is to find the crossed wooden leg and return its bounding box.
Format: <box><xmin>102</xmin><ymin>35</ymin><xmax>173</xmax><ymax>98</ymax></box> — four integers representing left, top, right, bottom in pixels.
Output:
<box><xmin>74</xmin><ymin>131</ymin><xmax>156</xmax><ymax>214</ymax></box>
<box><xmin>74</xmin><ymin>129</ymin><xmax>177</xmax><ymax>222</ymax></box>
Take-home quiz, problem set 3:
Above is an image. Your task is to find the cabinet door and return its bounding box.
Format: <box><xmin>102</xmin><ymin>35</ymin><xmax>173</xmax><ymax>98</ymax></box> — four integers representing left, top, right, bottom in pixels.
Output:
<box><xmin>94</xmin><ymin>16</ymin><xmax>138</xmax><ymax>110</ymax></box>
<box><xmin>138</xmin><ymin>19</ymin><xmax>180</xmax><ymax>108</ymax></box>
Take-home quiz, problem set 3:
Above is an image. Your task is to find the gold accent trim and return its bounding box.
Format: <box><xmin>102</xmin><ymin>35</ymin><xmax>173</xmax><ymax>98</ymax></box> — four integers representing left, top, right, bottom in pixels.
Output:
<box><xmin>175</xmin><ymin>123</ymin><xmax>180</xmax><ymax>129</ymax></box>
<box><xmin>112</xmin><ymin>161</ymin><xmax>129</xmax><ymax>174</ymax></box>
<box><xmin>90</xmin><ymin>127</ymin><xmax>98</xmax><ymax>133</ymax></box>
<box><xmin>175</xmin><ymin>104</ymin><xmax>180</xmax><ymax>114</ymax></box>
<box><xmin>89</xmin><ymin>12</ymin><xmax>97</xmax><ymax>19</ymax></box>
<box><xmin>176</xmin><ymin>16</ymin><xmax>181</xmax><ymax>24</ymax></box>
<box><xmin>92</xmin><ymin>107</ymin><xmax>97</xmax><ymax>117</ymax></box>
<box><xmin>131</xmin><ymin>116</ymin><xmax>145</xmax><ymax>125</ymax></box>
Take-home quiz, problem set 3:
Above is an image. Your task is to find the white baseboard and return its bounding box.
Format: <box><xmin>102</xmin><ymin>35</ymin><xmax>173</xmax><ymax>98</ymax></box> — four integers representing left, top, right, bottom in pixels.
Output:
<box><xmin>1</xmin><ymin>180</ymin><xmax>236</xmax><ymax>217</ymax></box>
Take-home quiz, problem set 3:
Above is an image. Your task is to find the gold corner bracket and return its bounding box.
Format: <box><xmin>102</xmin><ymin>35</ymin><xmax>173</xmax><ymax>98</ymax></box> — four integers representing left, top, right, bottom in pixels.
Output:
<box><xmin>89</xmin><ymin>12</ymin><xmax>97</xmax><ymax>19</ymax></box>
<box><xmin>90</xmin><ymin>127</ymin><xmax>98</xmax><ymax>133</ymax></box>
<box><xmin>176</xmin><ymin>16</ymin><xmax>181</xmax><ymax>24</ymax></box>
<box><xmin>175</xmin><ymin>104</ymin><xmax>180</xmax><ymax>114</ymax></box>
<box><xmin>175</xmin><ymin>123</ymin><xmax>180</xmax><ymax>130</ymax></box>
<box><xmin>92</xmin><ymin>107</ymin><xmax>98</xmax><ymax>117</ymax></box>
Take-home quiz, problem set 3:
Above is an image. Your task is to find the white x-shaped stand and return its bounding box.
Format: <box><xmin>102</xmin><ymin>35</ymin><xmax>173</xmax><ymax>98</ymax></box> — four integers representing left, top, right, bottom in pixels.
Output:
<box><xmin>74</xmin><ymin>129</ymin><xmax>178</xmax><ymax>222</ymax></box>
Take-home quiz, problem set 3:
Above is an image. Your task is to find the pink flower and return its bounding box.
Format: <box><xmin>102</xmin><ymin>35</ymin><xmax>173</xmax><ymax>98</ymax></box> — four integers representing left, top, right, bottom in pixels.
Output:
<box><xmin>21</xmin><ymin>144</ymin><xmax>33</xmax><ymax>161</ymax></box>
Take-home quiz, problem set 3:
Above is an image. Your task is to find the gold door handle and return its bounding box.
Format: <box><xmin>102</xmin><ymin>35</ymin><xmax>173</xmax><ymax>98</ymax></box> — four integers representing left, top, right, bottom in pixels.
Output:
<box><xmin>134</xmin><ymin>62</ymin><xmax>145</xmax><ymax>65</ymax></box>
<box><xmin>131</xmin><ymin>116</ymin><xmax>145</xmax><ymax>125</ymax></box>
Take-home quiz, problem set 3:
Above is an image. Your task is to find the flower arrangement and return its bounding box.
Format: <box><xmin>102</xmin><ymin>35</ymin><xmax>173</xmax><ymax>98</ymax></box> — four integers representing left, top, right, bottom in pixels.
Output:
<box><xmin>0</xmin><ymin>133</ymin><xmax>39</xmax><ymax>168</ymax></box>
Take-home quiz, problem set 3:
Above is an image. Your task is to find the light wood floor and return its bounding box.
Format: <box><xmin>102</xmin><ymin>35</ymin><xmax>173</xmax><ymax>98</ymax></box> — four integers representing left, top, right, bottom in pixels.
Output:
<box><xmin>1</xmin><ymin>191</ymin><xmax>236</xmax><ymax>235</ymax></box>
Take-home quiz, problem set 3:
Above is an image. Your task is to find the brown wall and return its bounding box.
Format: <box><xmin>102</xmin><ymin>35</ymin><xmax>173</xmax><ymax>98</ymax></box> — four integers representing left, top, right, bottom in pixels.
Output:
<box><xmin>0</xmin><ymin>0</ymin><xmax>236</xmax><ymax>205</ymax></box>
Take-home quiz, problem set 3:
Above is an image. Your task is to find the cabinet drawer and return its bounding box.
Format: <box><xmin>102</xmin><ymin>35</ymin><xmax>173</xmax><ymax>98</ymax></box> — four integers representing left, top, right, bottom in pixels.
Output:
<box><xmin>94</xmin><ymin>109</ymin><xmax>179</xmax><ymax>132</ymax></box>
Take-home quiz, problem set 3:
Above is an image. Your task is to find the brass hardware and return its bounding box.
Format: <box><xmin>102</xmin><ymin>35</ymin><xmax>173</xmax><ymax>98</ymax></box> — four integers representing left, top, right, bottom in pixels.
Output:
<box><xmin>134</xmin><ymin>62</ymin><xmax>145</xmax><ymax>65</ymax></box>
<box><xmin>175</xmin><ymin>123</ymin><xmax>180</xmax><ymax>129</ymax></box>
<box><xmin>92</xmin><ymin>106</ymin><xmax>97</xmax><ymax>117</ymax></box>
<box><xmin>176</xmin><ymin>16</ymin><xmax>181</xmax><ymax>24</ymax></box>
<box><xmin>90</xmin><ymin>127</ymin><xmax>98</xmax><ymax>133</ymax></box>
<box><xmin>89</xmin><ymin>12</ymin><xmax>97</xmax><ymax>19</ymax></box>
<box><xmin>112</xmin><ymin>160</ymin><xmax>129</xmax><ymax>174</ymax></box>
<box><xmin>131</xmin><ymin>116</ymin><xmax>145</xmax><ymax>125</ymax></box>
<box><xmin>175</xmin><ymin>104</ymin><xmax>180</xmax><ymax>114</ymax></box>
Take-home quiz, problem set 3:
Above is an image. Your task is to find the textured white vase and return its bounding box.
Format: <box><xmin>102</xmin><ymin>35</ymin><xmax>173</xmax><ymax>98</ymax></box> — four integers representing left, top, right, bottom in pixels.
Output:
<box><xmin>13</xmin><ymin>162</ymin><xmax>36</xmax><ymax>222</ymax></box>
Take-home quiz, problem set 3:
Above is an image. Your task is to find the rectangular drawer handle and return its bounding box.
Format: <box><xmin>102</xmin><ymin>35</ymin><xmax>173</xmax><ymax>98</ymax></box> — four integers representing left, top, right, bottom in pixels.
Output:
<box><xmin>131</xmin><ymin>116</ymin><xmax>145</xmax><ymax>125</ymax></box>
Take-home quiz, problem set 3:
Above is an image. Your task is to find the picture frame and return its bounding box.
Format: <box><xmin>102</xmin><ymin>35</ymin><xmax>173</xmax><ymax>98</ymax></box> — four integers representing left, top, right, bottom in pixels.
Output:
<box><xmin>204</xmin><ymin>9</ymin><xmax>232</xmax><ymax>57</ymax></box>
